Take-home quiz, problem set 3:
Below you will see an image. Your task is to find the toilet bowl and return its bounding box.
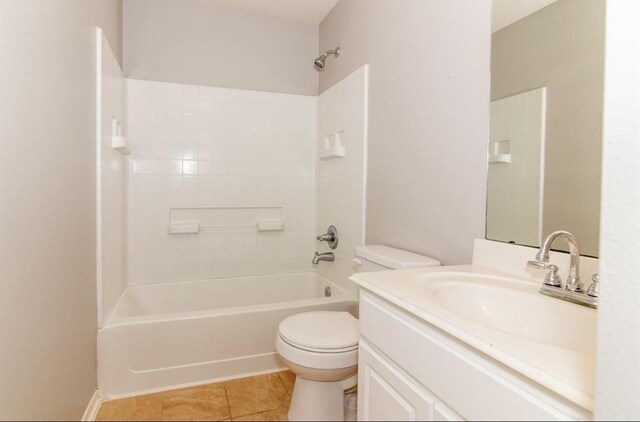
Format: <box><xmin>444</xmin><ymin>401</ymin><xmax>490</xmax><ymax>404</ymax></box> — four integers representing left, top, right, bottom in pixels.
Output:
<box><xmin>276</xmin><ymin>245</ymin><xmax>441</xmax><ymax>421</ymax></box>
<box><xmin>276</xmin><ymin>311</ymin><xmax>359</xmax><ymax>421</ymax></box>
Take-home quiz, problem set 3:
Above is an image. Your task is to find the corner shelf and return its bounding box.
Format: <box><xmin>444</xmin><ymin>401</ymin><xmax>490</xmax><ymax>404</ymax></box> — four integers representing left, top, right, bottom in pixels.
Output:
<box><xmin>111</xmin><ymin>117</ymin><xmax>131</xmax><ymax>155</ymax></box>
<box><xmin>320</xmin><ymin>131</ymin><xmax>346</xmax><ymax>160</ymax></box>
<box><xmin>489</xmin><ymin>153</ymin><xmax>511</xmax><ymax>164</ymax></box>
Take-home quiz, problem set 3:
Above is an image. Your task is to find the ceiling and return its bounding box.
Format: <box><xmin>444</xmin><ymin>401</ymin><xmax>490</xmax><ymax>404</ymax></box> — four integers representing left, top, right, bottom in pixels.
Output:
<box><xmin>492</xmin><ymin>0</ymin><xmax>559</xmax><ymax>32</ymax></box>
<box><xmin>203</xmin><ymin>0</ymin><xmax>340</xmax><ymax>25</ymax></box>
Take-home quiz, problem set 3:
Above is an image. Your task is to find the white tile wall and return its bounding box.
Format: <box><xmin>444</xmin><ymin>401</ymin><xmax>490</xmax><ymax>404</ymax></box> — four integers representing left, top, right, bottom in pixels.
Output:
<box><xmin>126</xmin><ymin>79</ymin><xmax>317</xmax><ymax>284</ymax></box>
<box><xmin>315</xmin><ymin>66</ymin><xmax>368</xmax><ymax>297</ymax></box>
<box><xmin>98</xmin><ymin>32</ymin><xmax>127</xmax><ymax>327</ymax></box>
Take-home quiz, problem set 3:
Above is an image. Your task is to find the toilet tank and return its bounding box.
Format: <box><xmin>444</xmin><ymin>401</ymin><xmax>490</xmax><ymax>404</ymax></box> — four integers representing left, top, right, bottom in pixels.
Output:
<box><xmin>354</xmin><ymin>245</ymin><xmax>441</xmax><ymax>272</ymax></box>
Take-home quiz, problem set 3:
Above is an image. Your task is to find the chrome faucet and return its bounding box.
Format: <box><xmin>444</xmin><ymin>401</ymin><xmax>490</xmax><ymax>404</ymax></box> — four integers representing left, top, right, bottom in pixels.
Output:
<box><xmin>530</xmin><ymin>230</ymin><xmax>582</xmax><ymax>291</ymax></box>
<box><xmin>527</xmin><ymin>230</ymin><xmax>598</xmax><ymax>308</ymax></box>
<box><xmin>312</xmin><ymin>251</ymin><xmax>335</xmax><ymax>265</ymax></box>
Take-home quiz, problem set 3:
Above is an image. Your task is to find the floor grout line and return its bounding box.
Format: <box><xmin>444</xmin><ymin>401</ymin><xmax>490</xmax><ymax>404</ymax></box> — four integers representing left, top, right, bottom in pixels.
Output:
<box><xmin>233</xmin><ymin>406</ymin><xmax>290</xmax><ymax>421</ymax></box>
<box><xmin>276</xmin><ymin>372</ymin><xmax>289</xmax><ymax>397</ymax></box>
<box><xmin>223</xmin><ymin>384</ymin><xmax>231</xmax><ymax>421</ymax></box>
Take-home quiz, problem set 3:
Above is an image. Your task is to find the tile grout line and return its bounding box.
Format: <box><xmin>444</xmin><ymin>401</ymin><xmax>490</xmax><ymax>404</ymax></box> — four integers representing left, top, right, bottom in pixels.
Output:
<box><xmin>222</xmin><ymin>383</ymin><xmax>232</xmax><ymax>421</ymax></box>
<box><xmin>227</xmin><ymin>372</ymin><xmax>290</xmax><ymax>419</ymax></box>
<box><xmin>236</xmin><ymin>406</ymin><xmax>290</xmax><ymax>421</ymax></box>
<box><xmin>276</xmin><ymin>371</ymin><xmax>291</xmax><ymax>397</ymax></box>
<box><xmin>159</xmin><ymin>391</ymin><xmax>164</xmax><ymax>421</ymax></box>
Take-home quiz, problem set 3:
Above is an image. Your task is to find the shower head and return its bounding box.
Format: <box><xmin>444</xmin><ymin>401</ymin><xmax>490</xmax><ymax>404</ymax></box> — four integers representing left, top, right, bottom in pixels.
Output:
<box><xmin>314</xmin><ymin>47</ymin><xmax>341</xmax><ymax>70</ymax></box>
<box><xmin>314</xmin><ymin>55</ymin><xmax>327</xmax><ymax>69</ymax></box>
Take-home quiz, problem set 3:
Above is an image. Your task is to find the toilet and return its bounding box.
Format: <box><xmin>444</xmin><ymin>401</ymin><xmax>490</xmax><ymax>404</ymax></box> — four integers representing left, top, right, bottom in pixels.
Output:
<box><xmin>276</xmin><ymin>245</ymin><xmax>441</xmax><ymax>421</ymax></box>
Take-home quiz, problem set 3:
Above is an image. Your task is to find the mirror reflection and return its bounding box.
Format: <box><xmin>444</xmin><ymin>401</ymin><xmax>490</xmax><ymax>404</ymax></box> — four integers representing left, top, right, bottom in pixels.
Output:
<box><xmin>487</xmin><ymin>0</ymin><xmax>604</xmax><ymax>257</ymax></box>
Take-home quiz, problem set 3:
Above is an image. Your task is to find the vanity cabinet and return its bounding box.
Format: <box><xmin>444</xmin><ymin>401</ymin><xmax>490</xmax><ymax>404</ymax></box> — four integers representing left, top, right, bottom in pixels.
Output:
<box><xmin>357</xmin><ymin>291</ymin><xmax>591</xmax><ymax>421</ymax></box>
<box><xmin>359</xmin><ymin>341</ymin><xmax>461</xmax><ymax>421</ymax></box>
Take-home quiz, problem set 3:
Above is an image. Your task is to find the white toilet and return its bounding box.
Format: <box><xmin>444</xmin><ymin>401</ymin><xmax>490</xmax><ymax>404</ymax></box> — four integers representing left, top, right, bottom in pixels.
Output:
<box><xmin>276</xmin><ymin>245</ymin><xmax>441</xmax><ymax>421</ymax></box>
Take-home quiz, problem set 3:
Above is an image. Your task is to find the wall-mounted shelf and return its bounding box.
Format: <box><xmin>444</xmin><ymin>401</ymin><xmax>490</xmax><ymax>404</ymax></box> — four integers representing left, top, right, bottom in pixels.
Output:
<box><xmin>256</xmin><ymin>220</ymin><xmax>285</xmax><ymax>231</ymax></box>
<box><xmin>489</xmin><ymin>139</ymin><xmax>511</xmax><ymax>164</ymax></box>
<box><xmin>111</xmin><ymin>117</ymin><xmax>131</xmax><ymax>155</ymax></box>
<box><xmin>489</xmin><ymin>154</ymin><xmax>511</xmax><ymax>164</ymax></box>
<box><xmin>167</xmin><ymin>206</ymin><xmax>284</xmax><ymax>234</ymax></box>
<box><xmin>320</xmin><ymin>131</ymin><xmax>346</xmax><ymax>160</ymax></box>
<box><xmin>168</xmin><ymin>223</ymin><xmax>200</xmax><ymax>234</ymax></box>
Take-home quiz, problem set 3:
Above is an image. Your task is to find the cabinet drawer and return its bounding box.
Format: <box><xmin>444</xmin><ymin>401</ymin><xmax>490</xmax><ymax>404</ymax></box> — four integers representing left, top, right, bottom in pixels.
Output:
<box><xmin>359</xmin><ymin>291</ymin><xmax>589</xmax><ymax>420</ymax></box>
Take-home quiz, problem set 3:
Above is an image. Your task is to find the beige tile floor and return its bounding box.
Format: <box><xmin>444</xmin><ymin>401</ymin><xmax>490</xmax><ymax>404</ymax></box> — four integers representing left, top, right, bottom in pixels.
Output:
<box><xmin>96</xmin><ymin>371</ymin><xmax>296</xmax><ymax>421</ymax></box>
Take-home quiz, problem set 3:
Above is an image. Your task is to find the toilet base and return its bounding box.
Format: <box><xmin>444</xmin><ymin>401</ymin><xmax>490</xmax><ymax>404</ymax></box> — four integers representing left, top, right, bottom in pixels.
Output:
<box><xmin>288</xmin><ymin>375</ymin><xmax>357</xmax><ymax>421</ymax></box>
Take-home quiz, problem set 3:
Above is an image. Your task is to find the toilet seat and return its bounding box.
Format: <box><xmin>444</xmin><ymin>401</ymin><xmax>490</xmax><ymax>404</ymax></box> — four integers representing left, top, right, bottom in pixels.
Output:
<box><xmin>278</xmin><ymin>311</ymin><xmax>359</xmax><ymax>352</ymax></box>
<box><xmin>276</xmin><ymin>335</ymin><xmax>358</xmax><ymax>370</ymax></box>
<box><xmin>280</xmin><ymin>335</ymin><xmax>358</xmax><ymax>354</ymax></box>
<box><xmin>276</xmin><ymin>311</ymin><xmax>359</xmax><ymax>370</ymax></box>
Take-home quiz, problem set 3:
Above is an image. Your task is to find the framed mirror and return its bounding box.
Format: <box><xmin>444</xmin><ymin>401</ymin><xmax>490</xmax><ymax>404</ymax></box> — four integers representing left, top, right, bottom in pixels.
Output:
<box><xmin>487</xmin><ymin>0</ymin><xmax>604</xmax><ymax>257</ymax></box>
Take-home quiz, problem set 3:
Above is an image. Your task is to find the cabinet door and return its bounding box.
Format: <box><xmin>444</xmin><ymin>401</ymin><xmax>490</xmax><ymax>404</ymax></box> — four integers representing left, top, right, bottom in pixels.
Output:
<box><xmin>359</xmin><ymin>341</ymin><xmax>434</xmax><ymax>421</ymax></box>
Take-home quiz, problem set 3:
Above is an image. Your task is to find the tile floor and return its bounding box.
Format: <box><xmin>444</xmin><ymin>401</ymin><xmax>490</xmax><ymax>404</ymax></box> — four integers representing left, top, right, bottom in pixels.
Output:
<box><xmin>96</xmin><ymin>371</ymin><xmax>296</xmax><ymax>421</ymax></box>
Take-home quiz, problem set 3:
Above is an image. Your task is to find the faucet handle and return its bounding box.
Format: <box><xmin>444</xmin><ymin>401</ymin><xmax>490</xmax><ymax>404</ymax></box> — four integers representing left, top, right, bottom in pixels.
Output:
<box><xmin>527</xmin><ymin>260</ymin><xmax>550</xmax><ymax>270</ymax></box>
<box><xmin>316</xmin><ymin>233</ymin><xmax>335</xmax><ymax>241</ymax></box>
<box><xmin>587</xmin><ymin>273</ymin><xmax>599</xmax><ymax>298</ymax></box>
<box><xmin>543</xmin><ymin>264</ymin><xmax>563</xmax><ymax>288</ymax></box>
<box><xmin>527</xmin><ymin>261</ymin><xmax>562</xmax><ymax>288</ymax></box>
<box><xmin>316</xmin><ymin>225</ymin><xmax>338</xmax><ymax>249</ymax></box>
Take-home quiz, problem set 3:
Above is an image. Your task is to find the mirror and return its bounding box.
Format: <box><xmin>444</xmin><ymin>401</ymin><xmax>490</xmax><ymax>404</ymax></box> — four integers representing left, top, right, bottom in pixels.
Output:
<box><xmin>487</xmin><ymin>0</ymin><xmax>604</xmax><ymax>257</ymax></box>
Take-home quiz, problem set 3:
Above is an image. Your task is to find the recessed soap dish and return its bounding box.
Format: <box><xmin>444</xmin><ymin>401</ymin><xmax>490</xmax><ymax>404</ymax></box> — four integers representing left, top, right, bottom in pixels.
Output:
<box><xmin>111</xmin><ymin>117</ymin><xmax>131</xmax><ymax>155</ymax></box>
<box><xmin>489</xmin><ymin>139</ymin><xmax>511</xmax><ymax>164</ymax></box>
<box><xmin>320</xmin><ymin>131</ymin><xmax>346</xmax><ymax>160</ymax></box>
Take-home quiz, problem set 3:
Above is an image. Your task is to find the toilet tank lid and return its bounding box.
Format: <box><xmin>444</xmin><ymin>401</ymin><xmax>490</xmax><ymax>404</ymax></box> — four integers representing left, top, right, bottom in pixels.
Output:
<box><xmin>355</xmin><ymin>245</ymin><xmax>441</xmax><ymax>269</ymax></box>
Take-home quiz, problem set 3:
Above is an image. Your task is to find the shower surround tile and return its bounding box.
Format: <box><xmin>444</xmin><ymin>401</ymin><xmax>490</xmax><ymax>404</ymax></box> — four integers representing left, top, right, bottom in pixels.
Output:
<box><xmin>316</xmin><ymin>65</ymin><xmax>368</xmax><ymax>297</ymax></box>
<box><xmin>126</xmin><ymin>79</ymin><xmax>317</xmax><ymax>285</ymax></box>
<box><xmin>97</xmin><ymin>31</ymin><xmax>128</xmax><ymax>328</ymax></box>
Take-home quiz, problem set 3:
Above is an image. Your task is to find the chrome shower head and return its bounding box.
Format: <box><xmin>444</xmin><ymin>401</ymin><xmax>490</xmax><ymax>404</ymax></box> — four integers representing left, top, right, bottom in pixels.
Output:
<box><xmin>314</xmin><ymin>47</ymin><xmax>341</xmax><ymax>70</ymax></box>
<box><xmin>314</xmin><ymin>54</ymin><xmax>327</xmax><ymax>69</ymax></box>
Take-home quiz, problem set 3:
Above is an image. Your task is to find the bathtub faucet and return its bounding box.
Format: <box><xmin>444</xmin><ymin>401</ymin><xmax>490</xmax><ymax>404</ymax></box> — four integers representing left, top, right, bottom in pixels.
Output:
<box><xmin>312</xmin><ymin>252</ymin><xmax>335</xmax><ymax>265</ymax></box>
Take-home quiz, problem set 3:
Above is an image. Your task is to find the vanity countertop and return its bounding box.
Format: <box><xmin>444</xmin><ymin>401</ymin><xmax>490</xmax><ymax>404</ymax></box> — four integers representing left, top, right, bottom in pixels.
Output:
<box><xmin>351</xmin><ymin>264</ymin><xmax>596</xmax><ymax>412</ymax></box>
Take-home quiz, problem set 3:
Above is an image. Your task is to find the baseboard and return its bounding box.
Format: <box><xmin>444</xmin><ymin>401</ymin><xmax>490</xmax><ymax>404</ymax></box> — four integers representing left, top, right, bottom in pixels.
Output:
<box><xmin>82</xmin><ymin>389</ymin><xmax>102</xmax><ymax>421</ymax></box>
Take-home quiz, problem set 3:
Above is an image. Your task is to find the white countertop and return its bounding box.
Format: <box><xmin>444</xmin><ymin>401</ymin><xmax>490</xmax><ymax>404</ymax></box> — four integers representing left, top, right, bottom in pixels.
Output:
<box><xmin>351</xmin><ymin>264</ymin><xmax>596</xmax><ymax>412</ymax></box>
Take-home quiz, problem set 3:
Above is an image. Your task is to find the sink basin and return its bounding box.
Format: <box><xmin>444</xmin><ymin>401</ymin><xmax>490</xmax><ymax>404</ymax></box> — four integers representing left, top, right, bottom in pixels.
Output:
<box><xmin>413</xmin><ymin>272</ymin><xmax>596</xmax><ymax>354</ymax></box>
<box><xmin>352</xmin><ymin>263</ymin><xmax>599</xmax><ymax>411</ymax></box>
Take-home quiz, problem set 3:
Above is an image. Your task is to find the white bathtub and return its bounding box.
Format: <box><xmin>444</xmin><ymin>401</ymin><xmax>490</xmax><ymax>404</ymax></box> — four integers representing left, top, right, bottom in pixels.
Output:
<box><xmin>98</xmin><ymin>272</ymin><xmax>357</xmax><ymax>399</ymax></box>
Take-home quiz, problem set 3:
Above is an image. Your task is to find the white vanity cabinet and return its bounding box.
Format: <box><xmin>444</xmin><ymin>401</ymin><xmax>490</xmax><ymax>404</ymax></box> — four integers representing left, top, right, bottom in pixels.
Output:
<box><xmin>359</xmin><ymin>341</ymin><xmax>461</xmax><ymax>421</ymax></box>
<box><xmin>357</xmin><ymin>291</ymin><xmax>591</xmax><ymax>421</ymax></box>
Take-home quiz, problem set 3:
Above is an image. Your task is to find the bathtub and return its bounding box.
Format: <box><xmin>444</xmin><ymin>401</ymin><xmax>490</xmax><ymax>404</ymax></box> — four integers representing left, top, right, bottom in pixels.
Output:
<box><xmin>98</xmin><ymin>272</ymin><xmax>357</xmax><ymax>400</ymax></box>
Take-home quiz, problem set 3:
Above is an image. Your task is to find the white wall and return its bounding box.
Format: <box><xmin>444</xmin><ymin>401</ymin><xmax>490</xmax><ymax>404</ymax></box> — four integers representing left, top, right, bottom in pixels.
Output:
<box><xmin>0</xmin><ymin>1</ymin><xmax>98</xmax><ymax>419</ymax></box>
<box><xmin>594</xmin><ymin>0</ymin><xmax>640</xmax><ymax>418</ymax></box>
<box><xmin>98</xmin><ymin>32</ymin><xmax>128</xmax><ymax>327</ymax></box>
<box><xmin>123</xmin><ymin>0</ymin><xmax>319</xmax><ymax>95</ymax></box>
<box><xmin>315</xmin><ymin>66</ymin><xmax>368</xmax><ymax>297</ymax></box>
<box><xmin>97</xmin><ymin>0</ymin><xmax>123</xmax><ymax>66</ymax></box>
<box><xmin>126</xmin><ymin>79</ymin><xmax>316</xmax><ymax>284</ymax></box>
<box><xmin>319</xmin><ymin>0</ymin><xmax>491</xmax><ymax>264</ymax></box>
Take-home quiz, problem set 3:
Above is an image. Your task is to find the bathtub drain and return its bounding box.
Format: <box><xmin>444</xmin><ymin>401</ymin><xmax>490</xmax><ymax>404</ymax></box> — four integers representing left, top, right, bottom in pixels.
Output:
<box><xmin>324</xmin><ymin>286</ymin><xmax>332</xmax><ymax>297</ymax></box>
